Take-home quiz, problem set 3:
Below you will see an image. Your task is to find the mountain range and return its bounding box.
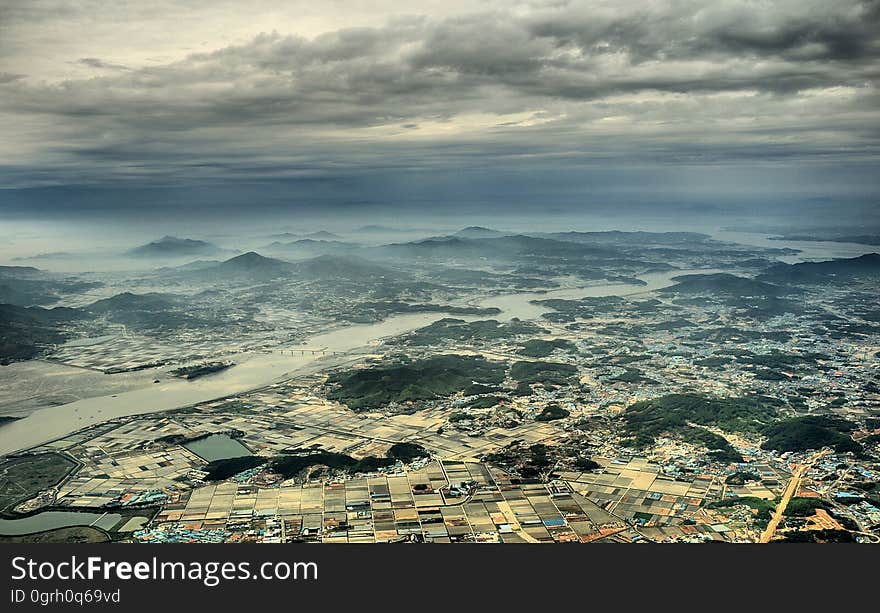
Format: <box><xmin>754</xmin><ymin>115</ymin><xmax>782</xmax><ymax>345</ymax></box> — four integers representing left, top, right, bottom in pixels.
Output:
<box><xmin>759</xmin><ymin>253</ymin><xmax>880</xmax><ymax>284</ymax></box>
<box><xmin>127</xmin><ymin>236</ymin><xmax>228</xmax><ymax>258</ymax></box>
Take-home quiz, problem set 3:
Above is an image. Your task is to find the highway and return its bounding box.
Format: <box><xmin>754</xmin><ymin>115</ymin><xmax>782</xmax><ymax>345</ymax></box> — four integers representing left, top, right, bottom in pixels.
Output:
<box><xmin>759</xmin><ymin>448</ymin><xmax>829</xmax><ymax>543</ymax></box>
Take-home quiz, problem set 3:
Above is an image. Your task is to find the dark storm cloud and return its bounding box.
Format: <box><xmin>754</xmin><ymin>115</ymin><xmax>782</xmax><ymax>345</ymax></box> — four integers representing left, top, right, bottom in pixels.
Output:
<box><xmin>525</xmin><ymin>0</ymin><xmax>880</xmax><ymax>63</ymax></box>
<box><xmin>0</xmin><ymin>0</ymin><xmax>878</xmax><ymax>195</ymax></box>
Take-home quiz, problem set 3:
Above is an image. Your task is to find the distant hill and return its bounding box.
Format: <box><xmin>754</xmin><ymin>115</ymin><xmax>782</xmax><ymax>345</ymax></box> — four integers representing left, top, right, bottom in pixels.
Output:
<box><xmin>86</xmin><ymin>292</ymin><xmax>179</xmax><ymax>313</ymax></box>
<box><xmin>759</xmin><ymin>253</ymin><xmax>880</xmax><ymax>284</ymax></box>
<box><xmin>0</xmin><ymin>266</ymin><xmax>102</xmax><ymax>307</ymax></box>
<box><xmin>0</xmin><ymin>265</ymin><xmax>43</xmax><ymax>278</ymax></box>
<box><xmin>377</xmin><ymin>236</ymin><xmax>480</xmax><ymax>258</ymax></box>
<box><xmin>84</xmin><ymin>291</ymin><xmax>228</xmax><ymax>331</ymax></box>
<box><xmin>178</xmin><ymin>252</ymin><xmax>401</xmax><ymax>284</ymax></box>
<box><xmin>303</xmin><ymin>231</ymin><xmax>343</xmax><ymax>241</ymax></box>
<box><xmin>660</xmin><ymin>273</ymin><xmax>789</xmax><ymax>297</ymax></box>
<box><xmin>11</xmin><ymin>252</ymin><xmax>72</xmax><ymax>262</ymax></box>
<box><xmin>350</xmin><ymin>225</ymin><xmax>438</xmax><ymax>243</ymax></box>
<box><xmin>0</xmin><ymin>303</ymin><xmax>87</xmax><ymax>363</ymax></box>
<box><xmin>355</xmin><ymin>225</ymin><xmax>428</xmax><ymax>234</ymax></box>
<box><xmin>218</xmin><ymin>251</ymin><xmax>287</xmax><ymax>269</ymax></box>
<box><xmin>0</xmin><ymin>303</ymin><xmax>85</xmax><ymax>324</ymax></box>
<box><xmin>157</xmin><ymin>259</ymin><xmax>221</xmax><ymax>272</ymax></box>
<box><xmin>262</xmin><ymin>239</ymin><xmax>359</xmax><ymax>258</ymax></box>
<box><xmin>379</xmin><ymin>234</ymin><xmax>621</xmax><ymax>258</ymax></box>
<box><xmin>538</xmin><ymin>230</ymin><xmax>712</xmax><ymax>245</ymax></box>
<box><xmin>0</xmin><ymin>281</ymin><xmax>58</xmax><ymax>307</ymax></box>
<box><xmin>369</xmin><ymin>234</ymin><xmax>630</xmax><ymax>274</ymax></box>
<box><xmin>197</xmin><ymin>251</ymin><xmax>292</xmax><ymax>280</ymax></box>
<box><xmin>659</xmin><ymin>273</ymin><xmax>804</xmax><ymax>319</ymax></box>
<box><xmin>127</xmin><ymin>236</ymin><xmax>225</xmax><ymax>258</ymax></box>
<box><xmin>453</xmin><ymin>226</ymin><xmax>506</xmax><ymax>239</ymax></box>
<box><xmin>291</xmin><ymin>254</ymin><xmax>401</xmax><ymax>281</ymax></box>
<box><xmin>265</xmin><ymin>230</ymin><xmax>343</xmax><ymax>241</ymax></box>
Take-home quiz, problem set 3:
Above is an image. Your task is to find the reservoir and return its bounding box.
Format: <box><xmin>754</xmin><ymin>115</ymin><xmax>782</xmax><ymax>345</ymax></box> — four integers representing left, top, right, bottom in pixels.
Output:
<box><xmin>183</xmin><ymin>434</ymin><xmax>252</xmax><ymax>462</ymax></box>
<box><xmin>0</xmin><ymin>511</ymin><xmax>121</xmax><ymax>536</ymax></box>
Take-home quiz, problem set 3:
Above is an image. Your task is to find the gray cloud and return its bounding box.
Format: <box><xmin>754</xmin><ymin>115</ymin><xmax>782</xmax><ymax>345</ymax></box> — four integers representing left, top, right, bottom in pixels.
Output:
<box><xmin>0</xmin><ymin>0</ymin><xmax>877</xmax><ymax>196</ymax></box>
<box><xmin>525</xmin><ymin>1</ymin><xmax>880</xmax><ymax>63</ymax></box>
<box><xmin>75</xmin><ymin>57</ymin><xmax>130</xmax><ymax>71</ymax></box>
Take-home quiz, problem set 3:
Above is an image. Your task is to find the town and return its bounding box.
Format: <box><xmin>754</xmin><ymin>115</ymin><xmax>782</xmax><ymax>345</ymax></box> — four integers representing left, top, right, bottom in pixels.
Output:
<box><xmin>2</xmin><ymin>234</ymin><xmax>877</xmax><ymax>544</ymax></box>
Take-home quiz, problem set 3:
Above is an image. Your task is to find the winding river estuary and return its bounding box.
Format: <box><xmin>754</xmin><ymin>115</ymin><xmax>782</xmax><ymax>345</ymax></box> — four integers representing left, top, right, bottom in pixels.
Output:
<box><xmin>0</xmin><ymin>232</ymin><xmax>873</xmax><ymax>456</ymax></box>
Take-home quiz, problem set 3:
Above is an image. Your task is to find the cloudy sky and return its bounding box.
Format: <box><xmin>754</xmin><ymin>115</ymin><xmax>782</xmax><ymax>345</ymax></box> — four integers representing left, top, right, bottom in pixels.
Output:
<box><xmin>1</xmin><ymin>0</ymin><xmax>878</xmax><ymax>219</ymax></box>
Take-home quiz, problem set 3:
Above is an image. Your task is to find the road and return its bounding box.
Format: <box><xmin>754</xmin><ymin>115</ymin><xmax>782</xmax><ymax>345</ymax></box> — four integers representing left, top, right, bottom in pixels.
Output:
<box><xmin>759</xmin><ymin>449</ymin><xmax>829</xmax><ymax>543</ymax></box>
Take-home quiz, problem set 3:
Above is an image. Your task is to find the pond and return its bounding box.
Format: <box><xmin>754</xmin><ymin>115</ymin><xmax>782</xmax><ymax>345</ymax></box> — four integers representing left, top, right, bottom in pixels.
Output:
<box><xmin>0</xmin><ymin>511</ymin><xmax>121</xmax><ymax>536</ymax></box>
<box><xmin>182</xmin><ymin>433</ymin><xmax>252</xmax><ymax>462</ymax></box>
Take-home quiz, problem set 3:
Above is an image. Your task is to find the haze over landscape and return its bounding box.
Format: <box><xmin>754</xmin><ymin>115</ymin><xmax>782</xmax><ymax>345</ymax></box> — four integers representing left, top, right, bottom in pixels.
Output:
<box><xmin>0</xmin><ymin>1</ymin><xmax>878</xmax><ymax>545</ymax></box>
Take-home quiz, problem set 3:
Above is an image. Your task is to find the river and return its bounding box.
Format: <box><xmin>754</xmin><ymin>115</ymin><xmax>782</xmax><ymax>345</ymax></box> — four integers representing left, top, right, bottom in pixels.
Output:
<box><xmin>713</xmin><ymin>230</ymin><xmax>877</xmax><ymax>264</ymax></box>
<box><xmin>474</xmin><ymin>268</ymin><xmax>723</xmax><ymax>320</ymax></box>
<box><xmin>0</xmin><ymin>310</ymin><xmax>490</xmax><ymax>455</ymax></box>
<box><xmin>0</xmin><ymin>235</ymin><xmax>874</xmax><ymax>456</ymax></box>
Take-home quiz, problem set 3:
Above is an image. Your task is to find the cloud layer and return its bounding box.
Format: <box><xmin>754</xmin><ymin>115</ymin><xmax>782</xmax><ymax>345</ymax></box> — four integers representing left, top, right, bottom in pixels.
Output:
<box><xmin>0</xmin><ymin>0</ymin><xmax>878</xmax><ymax>201</ymax></box>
